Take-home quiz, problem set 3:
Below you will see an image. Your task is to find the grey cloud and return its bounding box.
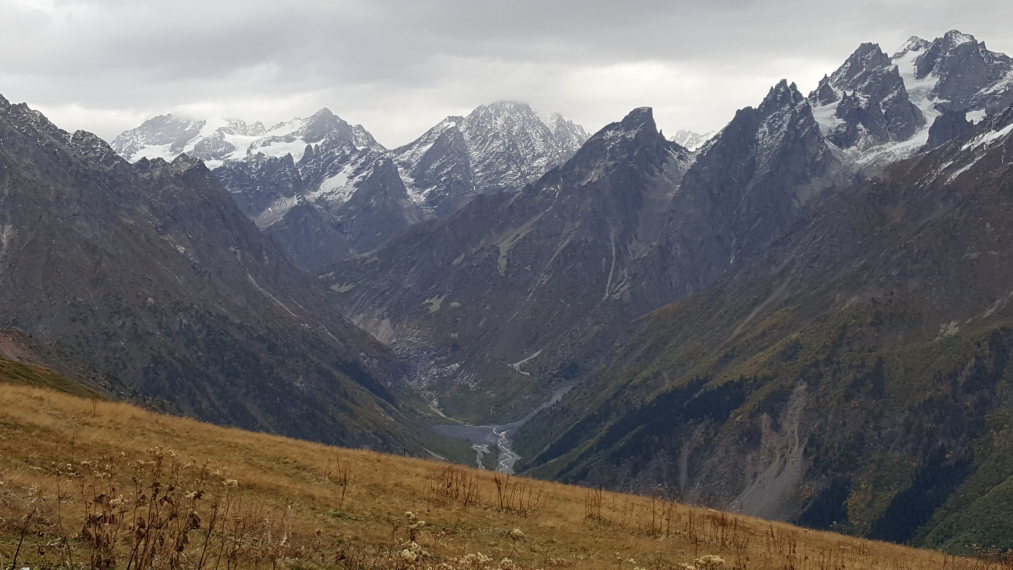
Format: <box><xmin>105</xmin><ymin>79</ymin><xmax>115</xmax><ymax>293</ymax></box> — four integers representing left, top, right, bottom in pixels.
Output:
<box><xmin>3</xmin><ymin>0</ymin><xmax>1013</xmax><ymax>146</ymax></box>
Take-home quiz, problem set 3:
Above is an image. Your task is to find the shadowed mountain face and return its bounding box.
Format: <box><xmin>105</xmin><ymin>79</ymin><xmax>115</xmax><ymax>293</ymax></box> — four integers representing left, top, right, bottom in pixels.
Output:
<box><xmin>323</xmin><ymin>93</ymin><xmax>840</xmax><ymax>422</ymax></box>
<box><xmin>516</xmin><ymin>106</ymin><xmax>1013</xmax><ymax>551</ymax></box>
<box><xmin>0</xmin><ymin>94</ymin><xmax>424</xmax><ymax>449</ymax></box>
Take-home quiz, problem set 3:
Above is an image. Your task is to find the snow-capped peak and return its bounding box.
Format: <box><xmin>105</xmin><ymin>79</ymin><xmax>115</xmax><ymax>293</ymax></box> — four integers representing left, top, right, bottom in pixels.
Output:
<box><xmin>799</xmin><ymin>30</ymin><xmax>1013</xmax><ymax>171</ymax></box>
<box><xmin>893</xmin><ymin>36</ymin><xmax>931</xmax><ymax>59</ymax></box>
<box><xmin>391</xmin><ymin>101</ymin><xmax>588</xmax><ymax>215</ymax></box>
<box><xmin>669</xmin><ymin>130</ymin><xmax>714</xmax><ymax>151</ymax></box>
<box><xmin>461</xmin><ymin>101</ymin><xmax>589</xmax><ymax>191</ymax></box>
<box><xmin>112</xmin><ymin>109</ymin><xmax>386</xmax><ymax>170</ymax></box>
<box><xmin>942</xmin><ymin>29</ymin><xmax>977</xmax><ymax>47</ymax></box>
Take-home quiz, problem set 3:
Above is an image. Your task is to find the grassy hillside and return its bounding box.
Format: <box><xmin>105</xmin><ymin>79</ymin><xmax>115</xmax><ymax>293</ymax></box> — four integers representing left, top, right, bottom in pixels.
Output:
<box><xmin>1</xmin><ymin>381</ymin><xmax>1006</xmax><ymax>570</ymax></box>
<box><xmin>0</xmin><ymin>356</ymin><xmax>105</xmax><ymax>400</ymax></box>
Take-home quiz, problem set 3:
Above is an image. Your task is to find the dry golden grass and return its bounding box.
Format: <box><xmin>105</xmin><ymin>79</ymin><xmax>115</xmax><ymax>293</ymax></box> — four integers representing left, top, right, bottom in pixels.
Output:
<box><xmin>0</xmin><ymin>382</ymin><xmax>1008</xmax><ymax>570</ymax></box>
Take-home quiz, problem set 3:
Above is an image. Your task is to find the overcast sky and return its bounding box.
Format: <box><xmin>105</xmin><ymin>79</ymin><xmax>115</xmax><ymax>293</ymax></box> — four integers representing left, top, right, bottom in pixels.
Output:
<box><xmin>3</xmin><ymin>0</ymin><xmax>1013</xmax><ymax>147</ymax></box>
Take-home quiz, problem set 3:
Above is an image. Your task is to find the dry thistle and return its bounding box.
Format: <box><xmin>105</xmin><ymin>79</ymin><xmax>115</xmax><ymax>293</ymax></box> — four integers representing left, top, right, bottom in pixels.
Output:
<box><xmin>680</xmin><ymin>554</ymin><xmax>726</xmax><ymax>570</ymax></box>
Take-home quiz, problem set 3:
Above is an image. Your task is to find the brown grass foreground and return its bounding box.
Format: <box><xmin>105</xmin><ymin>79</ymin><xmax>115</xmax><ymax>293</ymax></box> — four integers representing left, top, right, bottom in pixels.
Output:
<box><xmin>0</xmin><ymin>383</ymin><xmax>1007</xmax><ymax>570</ymax></box>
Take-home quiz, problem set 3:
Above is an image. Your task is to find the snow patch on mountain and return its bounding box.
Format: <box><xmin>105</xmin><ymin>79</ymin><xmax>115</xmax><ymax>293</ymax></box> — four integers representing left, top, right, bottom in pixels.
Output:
<box><xmin>810</xmin><ymin>103</ymin><xmax>845</xmax><ymax>138</ymax></box>
<box><xmin>254</xmin><ymin>195</ymin><xmax>301</xmax><ymax>229</ymax></box>
<box><xmin>967</xmin><ymin>109</ymin><xmax>987</xmax><ymax>123</ymax></box>
<box><xmin>894</xmin><ymin>41</ymin><xmax>942</xmax><ymax>114</ymax></box>
<box><xmin>311</xmin><ymin>163</ymin><xmax>363</xmax><ymax>206</ymax></box>
<box><xmin>962</xmin><ymin>122</ymin><xmax>1013</xmax><ymax>152</ymax></box>
<box><xmin>131</xmin><ymin>143</ymin><xmax>177</xmax><ymax>163</ymax></box>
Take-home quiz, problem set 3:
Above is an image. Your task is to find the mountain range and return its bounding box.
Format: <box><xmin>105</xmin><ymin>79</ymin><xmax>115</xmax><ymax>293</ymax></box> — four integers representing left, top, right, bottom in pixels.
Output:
<box><xmin>112</xmin><ymin>102</ymin><xmax>587</xmax><ymax>270</ymax></box>
<box><xmin>317</xmin><ymin>30</ymin><xmax>1013</xmax><ymax>549</ymax></box>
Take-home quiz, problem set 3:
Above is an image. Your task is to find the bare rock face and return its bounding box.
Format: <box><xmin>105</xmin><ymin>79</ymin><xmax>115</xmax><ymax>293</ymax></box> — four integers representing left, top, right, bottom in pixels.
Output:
<box><xmin>393</xmin><ymin>117</ymin><xmax>475</xmax><ymax>217</ymax></box>
<box><xmin>675</xmin><ymin>80</ymin><xmax>841</xmax><ymax>267</ymax></box>
<box><xmin>925</xmin><ymin>109</ymin><xmax>975</xmax><ymax>149</ymax></box>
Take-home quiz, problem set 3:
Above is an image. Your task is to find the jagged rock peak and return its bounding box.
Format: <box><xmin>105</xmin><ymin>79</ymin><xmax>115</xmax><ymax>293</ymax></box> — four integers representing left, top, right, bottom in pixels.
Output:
<box><xmin>69</xmin><ymin>130</ymin><xmax>125</xmax><ymax>168</ymax></box>
<box><xmin>853</xmin><ymin>41</ymin><xmax>889</xmax><ymax>59</ymax></box>
<box><xmin>942</xmin><ymin>29</ymin><xmax>980</xmax><ymax>47</ymax></box>
<box><xmin>910</xmin><ymin>29</ymin><xmax>1013</xmax><ymax>113</ymax></box>
<box><xmin>894</xmin><ymin>35</ymin><xmax>931</xmax><ymax>57</ymax></box>
<box><xmin>462</xmin><ymin>101</ymin><xmax>535</xmax><ymax>128</ymax></box>
<box><xmin>812</xmin><ymin>75</ymin><xmax>839</xmax><ymax>105</ymax></box>
<box><xmin>301</xmin><ymin>108</ymin><xmax>348</xmax><ymax>143</ymax></box>
<box><xmin>0</xmin><ymin>97</ymin><xmax>73</xmax><ymax>148</ymax></box>
<box><xmin>169</xmin><ymin>153</ymin><xmax>207</xmax><ymax>174</ymax></box>
<box><xmin>758</xmin><ymin>80</ymin><xmax>803</xmax><ymax>114</ymax></box>
<box><xmin>832</xmin><ymin>43</ymin><xmax>891</xmax><ymax>83</ymax></box>
<box><xmin>70</xmin><ymin>129</ymin><xmax>113</xmax><ymax>150</ymax></box>
<box><xmin>580</xmin><ymin>107</ymin><xmax>660</xmax><ymax>147</ymax></box>
<box><xmin>571</xmin><ymin>106</ymin><xmax>668</xmax><ymax>169</ymax></box>
<box><xmin>619</xmin><ymin>106</ymin><xmax>656</xmax><ymax>131</ymax></box>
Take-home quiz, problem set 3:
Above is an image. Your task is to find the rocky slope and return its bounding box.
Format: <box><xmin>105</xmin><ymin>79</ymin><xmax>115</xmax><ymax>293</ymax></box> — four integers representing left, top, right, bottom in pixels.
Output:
<box><xmin>515</xmin><ymin>104</ymin><xmax>1013</xmax><ymax>552</ymax></box>
<box><xmin>809</xmin><ymin>42</ymin><xmax>926</xmax><ymax>149</ymax></box>
<box><xmin>0</xmin><ymin>94</ymin><xmax>429</xmax><ymax>449</ymax></box>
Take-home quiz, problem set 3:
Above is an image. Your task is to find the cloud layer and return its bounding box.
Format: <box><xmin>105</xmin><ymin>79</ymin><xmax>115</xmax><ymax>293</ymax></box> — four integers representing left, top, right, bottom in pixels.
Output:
<box><xmin>4</xmin><ymin>0</ymin><xmax>1013</xmax><ymax>146</ymax></box>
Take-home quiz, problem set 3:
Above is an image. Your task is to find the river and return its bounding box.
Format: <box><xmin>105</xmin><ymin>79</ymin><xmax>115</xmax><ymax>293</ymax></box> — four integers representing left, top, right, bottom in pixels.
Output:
<box><xmin>433</xmin><ymin>383</ymin><xmax>574</xmax><ymax>474</ymax></box>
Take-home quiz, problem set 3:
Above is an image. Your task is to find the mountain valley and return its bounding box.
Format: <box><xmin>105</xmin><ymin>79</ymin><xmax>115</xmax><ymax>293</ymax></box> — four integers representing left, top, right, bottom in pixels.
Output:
<box><xmin>5</xmin><ymin>26</ymin><xmax>1013</xmax><ymax>559</ymax></box>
